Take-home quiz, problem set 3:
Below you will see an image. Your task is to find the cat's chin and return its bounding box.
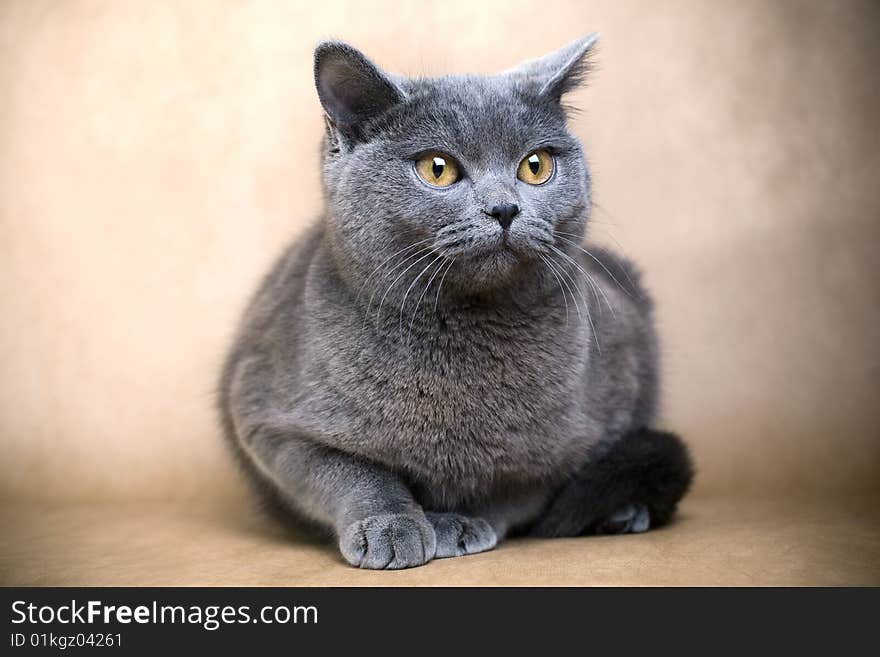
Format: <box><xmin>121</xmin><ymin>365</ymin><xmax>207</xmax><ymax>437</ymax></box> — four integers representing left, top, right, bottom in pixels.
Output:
<box><xmin>461</xmin><ymin>231</ymin><xmax>540</xmax><ymax>262</ymax></box>
<box><xmin>450</xmin><ymin>244</ymin><xmax>539</xmax><ymax>293</ymax></box>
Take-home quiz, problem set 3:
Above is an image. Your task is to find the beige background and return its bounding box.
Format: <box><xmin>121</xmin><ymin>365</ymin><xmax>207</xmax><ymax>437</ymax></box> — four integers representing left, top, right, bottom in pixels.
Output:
<box><xmin>1</xmin><ymin>0</ymin><xmax>878</xmax><ymax>585</ymax></box>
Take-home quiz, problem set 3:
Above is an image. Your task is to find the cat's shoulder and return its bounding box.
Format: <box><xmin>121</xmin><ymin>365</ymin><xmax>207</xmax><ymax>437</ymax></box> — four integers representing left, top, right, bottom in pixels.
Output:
<box><xmin>237</xmin><ymin>219</ymin><xmax>327</xmax><ymax>328</ymax></box>
<box><xmin>580</xmin><ymin>243</ymin><xmax>652</xmax><ymax>309</ymax></box>
<box><xmin>257</xmin><ymin>220</ymin><xmax>326</xmax><ymax>292</ymax></box>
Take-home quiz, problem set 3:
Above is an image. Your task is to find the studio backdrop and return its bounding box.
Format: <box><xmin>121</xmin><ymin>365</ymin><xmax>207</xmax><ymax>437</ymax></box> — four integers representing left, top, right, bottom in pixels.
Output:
<box><xmin>1</xmin><ymin>0</ymin><xmax>878</xmax><ymax>585</ymax></box>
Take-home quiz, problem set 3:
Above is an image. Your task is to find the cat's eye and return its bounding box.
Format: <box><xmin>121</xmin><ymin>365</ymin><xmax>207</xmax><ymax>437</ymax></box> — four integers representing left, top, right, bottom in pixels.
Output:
<box><xmin>415</xmin><ymin>152</ymin><xmax>461</xmax><ymax>188</ymax></box>
<box><xmin>517</xmin><ymin>149</ymin><xmax>554</xmax><ymax>185</ymax></box>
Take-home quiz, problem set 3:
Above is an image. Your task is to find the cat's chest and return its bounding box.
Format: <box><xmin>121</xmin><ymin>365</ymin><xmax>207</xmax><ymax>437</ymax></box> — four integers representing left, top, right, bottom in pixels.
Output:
<box><xmin>364</xmin><ymin>311</ymin><xmax>581</xmax><ymax>412</ymax></box>
<box><xmin>303</xmin><ymin>309</ymin><xmax>591</xmax><ymax>491</ymax></box>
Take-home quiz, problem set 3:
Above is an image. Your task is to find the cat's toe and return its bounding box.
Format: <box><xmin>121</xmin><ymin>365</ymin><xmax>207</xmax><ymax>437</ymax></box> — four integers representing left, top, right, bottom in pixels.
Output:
<box><xmin>426</xmin><ymin>512</ymin><xmax>497</xmax><ymax>558</ymax></box>
<box><xmin>631</xmin><ymin>505</ymin><xmax>650</xmax><ymax>533</ymax></box>
<box><xmin>339</xmin><ymin>513</ymin><xmax>437</xmax><ymax>569</ymax></box>
<box><xmin>596</xmin><ymin>503</ymin><xmax>651</xmax><ymax>534</ymax></box>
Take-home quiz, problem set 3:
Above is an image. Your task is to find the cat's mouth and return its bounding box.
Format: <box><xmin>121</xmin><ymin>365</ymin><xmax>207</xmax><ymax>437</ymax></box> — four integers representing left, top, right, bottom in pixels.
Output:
<box><xmin>471</xmin><ymin>236</ymin><xmax>542</xmax><ymax>279</ymax></box>
<box><xmin>435</xmin><ymin>223</ymin><xmax>546</xmax><ymax>268</ymax></box>
<box><xmin>461</xmin><ymin>233</ymin><xmax>523</xmax><ymax>260</ymax></box>
<box><xmin>495</xmin><ymin>229</ymin><xmax>543</xmax><ymax>260</ymax></box>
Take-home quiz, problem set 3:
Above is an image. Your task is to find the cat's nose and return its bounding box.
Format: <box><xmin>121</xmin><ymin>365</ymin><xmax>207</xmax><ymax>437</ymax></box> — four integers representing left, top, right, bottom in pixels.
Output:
<box><xmin>489</xmin><ymin>203</ymin><xmax>520</xmax><ymax>230</ymax></box>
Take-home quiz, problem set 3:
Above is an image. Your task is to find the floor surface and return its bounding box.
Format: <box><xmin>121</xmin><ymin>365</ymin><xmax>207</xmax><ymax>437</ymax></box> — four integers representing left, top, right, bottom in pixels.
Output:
<box><xmin>3</xmin><ymin>493</ymin><xmax>877</xmax><ymax>586</ymax></box>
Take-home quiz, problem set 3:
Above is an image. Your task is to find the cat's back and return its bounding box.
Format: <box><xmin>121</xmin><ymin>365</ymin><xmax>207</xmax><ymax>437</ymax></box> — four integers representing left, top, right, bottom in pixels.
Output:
<box><xmin>218</xmin><ymin>221</ymin><xmax>325</xmax><ymax>423</ymax></box>
<box><xmin>240</xmin><ymin>223</ymin><xmax>325</xmax><ymax>335</ymax></box>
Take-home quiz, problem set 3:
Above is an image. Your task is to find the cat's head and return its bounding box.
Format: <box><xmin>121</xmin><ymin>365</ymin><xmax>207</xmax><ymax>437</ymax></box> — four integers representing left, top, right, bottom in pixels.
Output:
<box><xmin>314</xmin><ymin>35</ymin><xmax>597</xmax><ymax>295</ymax></box>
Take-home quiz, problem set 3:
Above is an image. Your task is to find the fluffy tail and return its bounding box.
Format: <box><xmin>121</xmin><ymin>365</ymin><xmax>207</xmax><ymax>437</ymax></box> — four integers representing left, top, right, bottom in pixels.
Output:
<box><xmin>528</xmin><ymin>429</ymin><xmax>694</xmax><ymax>537</ymax></box>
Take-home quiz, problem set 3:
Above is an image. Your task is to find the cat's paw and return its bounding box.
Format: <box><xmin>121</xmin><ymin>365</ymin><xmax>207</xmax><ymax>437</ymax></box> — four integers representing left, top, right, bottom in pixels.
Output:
<box><xmin>595</xmin><ymin>503</ymin><xmax>651</xmax><ymax>534</ymax></box>
<box><xmin>339</xmin><ymin>513</ymin><xmax>437</xmax><ymax>569</ymax></box>
<box><xmin>426</xmin><ymin>512</ymin><xmax>497</xmax><ymax>558</ymax></box>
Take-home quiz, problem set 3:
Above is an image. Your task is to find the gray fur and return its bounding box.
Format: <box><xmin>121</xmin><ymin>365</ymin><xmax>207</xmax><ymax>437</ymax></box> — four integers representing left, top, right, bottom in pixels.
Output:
<box><xmin>218</xmin><ymin>35</ymin><xmax>681</xmax><ymax>569</ymax></box>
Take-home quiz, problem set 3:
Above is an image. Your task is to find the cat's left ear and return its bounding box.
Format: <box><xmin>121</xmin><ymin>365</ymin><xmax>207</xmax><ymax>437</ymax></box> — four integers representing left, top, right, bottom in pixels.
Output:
<box><xmin>506</xmin><ymin>33</ymin><xmax>599</xmax><ymax>102</ymax></box>
<box><xmin>314</xmin><ymin>41</ymin><xmax>405</xmax><ymax>139</ymax></box>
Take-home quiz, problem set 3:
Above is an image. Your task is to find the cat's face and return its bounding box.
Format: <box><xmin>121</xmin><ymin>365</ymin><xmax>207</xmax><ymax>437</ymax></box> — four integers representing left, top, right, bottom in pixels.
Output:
<box><xmin>315</xmin><ymin>36</ymin><xmax>596</xmax><ymax>294</ymax></box>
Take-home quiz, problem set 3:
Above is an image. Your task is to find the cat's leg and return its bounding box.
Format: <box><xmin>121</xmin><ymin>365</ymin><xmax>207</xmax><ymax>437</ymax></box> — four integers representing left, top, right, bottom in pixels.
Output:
<box><xmin>528</xmin><ymin>428</ymin><xmax>694</xmax><ymax>537</ymax></box>
<box><xmin>240</xmin><ymin>421</ymin><xmax>436</xmax><ymax>569</ymax></box>
<box><xmin>421</xmin><ymin>487</ymin><xmax>552</xmax><ymax>558</ymax></box>
<box><xmin>424</xmin><ymin>512</ymin><xmax>497</xmax><ymax>558</ymax></box>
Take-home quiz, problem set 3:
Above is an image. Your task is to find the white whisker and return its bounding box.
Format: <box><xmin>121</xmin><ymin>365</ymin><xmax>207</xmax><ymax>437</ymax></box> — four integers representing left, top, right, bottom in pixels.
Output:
<box><xmin>538</xmin><ymin>254</ymin><xmax>569</xmax><ymax>326</ymax></box>
<box><xmin>546</xmin><ymin>249</ymin><xmax>601</xmax><ymax>354</ymax></box>
<box><xmin>399</xmin><ymin>253</ymin><xmax>445</xmax><ymax>339</ymax></box>
<box><xmin>433</xmin><ymin>258</ymin><xmax>455</xmax><ymax>313</ymax></box>
<box><xmin>375</xmin><ymin>250</ymin><xmax>437</xmax><ymax>331</ymax></box>
<box><xmin>544</xmin><ymin>253</ymin><xmax>585</xmax><ymax>334</ymax></box>
<box><xmin>554</xmin><ymin>233</ymin><xmax>636</xmax><ymax>297</ymax></box>
<box><xmin>549</xmin><ymin>243</ymin><xmax>616</xmax><ymax>320</ymax></box>
<box><xmin>355</xmin><ymin>237</ymin><xmax>435</xmax><ymax>304</ymax></box>
<box><xmin>362</xmin><ymin>246</ymin><xmax>434</xmax><ymax>333</ymax></box>
<box><xmin>407</xmin><ymin>256</ymin><xmax>448</xmax><ymax>343</ymax></box>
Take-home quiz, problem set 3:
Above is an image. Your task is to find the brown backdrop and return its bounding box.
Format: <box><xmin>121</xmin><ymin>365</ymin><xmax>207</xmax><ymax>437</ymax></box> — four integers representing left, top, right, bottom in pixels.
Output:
<box><xmin>1</xmin><ymin>0</ymin><xmax>878</xmax><ymax>585</ymax></box>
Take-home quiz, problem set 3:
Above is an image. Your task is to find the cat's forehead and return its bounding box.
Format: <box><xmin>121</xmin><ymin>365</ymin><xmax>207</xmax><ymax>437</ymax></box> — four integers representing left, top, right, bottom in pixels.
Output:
<box><xmin>402</xmin><ymin>74</ymin><xmax>525</xmax><ymax>108</ymax></box>
<box><xmin>384</xmin><ymin>74</ymin><xmax>570</xmax><ymax>161</ymax></box>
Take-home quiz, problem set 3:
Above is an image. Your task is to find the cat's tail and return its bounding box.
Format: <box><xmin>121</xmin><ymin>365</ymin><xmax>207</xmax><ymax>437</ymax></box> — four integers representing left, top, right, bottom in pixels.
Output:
<box><xmin>528</xmin><ymin>429</ymin><xmax>694</xmax><ymax>537</ymax></box>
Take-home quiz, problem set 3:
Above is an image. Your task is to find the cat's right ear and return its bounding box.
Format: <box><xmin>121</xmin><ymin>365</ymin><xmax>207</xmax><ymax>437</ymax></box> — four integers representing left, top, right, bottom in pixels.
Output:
<box><xmin>505</xmin><ymin>33</ymin><xmax>599</xmax><ymax>103</ymax></box>
<box><xmin>314</xmin><ymin>41</ymin><xmax>405</xmax><ymax>140</ymax></box>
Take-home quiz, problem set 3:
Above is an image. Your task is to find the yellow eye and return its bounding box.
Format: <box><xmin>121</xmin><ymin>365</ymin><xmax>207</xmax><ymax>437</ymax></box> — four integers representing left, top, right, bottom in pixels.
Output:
<box><xmin>415</xmin><ymin>152</ymin><xmax>461</xmax><ymax>187</ymax></box>
<box><xmin>517</xmin><ymin>149</ymin><xmax>554</xmax><ymax>185</ymax></box>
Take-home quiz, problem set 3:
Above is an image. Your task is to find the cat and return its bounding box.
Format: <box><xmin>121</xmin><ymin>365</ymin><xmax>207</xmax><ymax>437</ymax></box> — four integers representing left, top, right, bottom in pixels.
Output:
<box><xmin>218</xmin><ymin>34</ymin><xmax>693</xmax><ymax>569</ymax></box>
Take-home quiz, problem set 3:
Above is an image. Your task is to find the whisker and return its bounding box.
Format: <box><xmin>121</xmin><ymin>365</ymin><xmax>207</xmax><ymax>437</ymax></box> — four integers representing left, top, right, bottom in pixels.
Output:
<box><xmin>555</xmin><ymin>226</ymin><xmax>627</xmax><ymax>255</ymax></box>
<box><xmin>548</xmin><ymin>240</ymin><xmax>604</xmax><ymax>317</ymax></box>
<box><xmin>362</xmin><ymin>246</ymin><xmax>434</xmax><ymax>334</ymax></box>
<box><xmin>544</xmin><ymin>252</ymin><xmax>585</xmax><ymax>333</ymax></box>
<box><xmin>554</xmin><ymin>233</ymin><xmax>637</xmax><ymax>296</ymax></box>
<box><xmin>549</xmin><ymin>243</ymin><xmax>616</xmax><ymax>320</ymax></box>
<box><xmin>538</xmin><ymin>254</ymin><xmax>569</xmax><ymax>326</ymax></box>
<box><xmin>355</xmin><ymin>236</ymin><xmax>435</xmax><ymax>304</ymax></box>
<box><xmin>399</xmin><ymin>253</ymin><xmax>445</xmax><ymax>339</ymax></box>
<box><xmin>546</xmin><ymin>249</ymin><xmax>601</xmax><ymax>354</ymax></box>
<box><xmin>433</xmin><ymin>258</ymin><xmax>455</xmax><ymax>313</ymax></box>
<box><xmin>407</xmin><ymin>256</ymin><xmax>448</xmax><ymax>343</ymax></box>
<box><xmin>590</xmin><ymin>201</ymin><xmax>622</xmax><ymax>226</ymax></box>
<box><xmin>375</xmin><ymin>250</ymin><xmax>437</xmax><ymax>331</ymax></box>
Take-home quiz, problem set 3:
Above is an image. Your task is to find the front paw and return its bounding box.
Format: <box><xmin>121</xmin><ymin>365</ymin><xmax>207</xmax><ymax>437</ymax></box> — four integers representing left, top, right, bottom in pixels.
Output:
<box><xmin>339</xmin><ymin>513</ymin><xmax>437</xmax><ymax>569</ymax></box>
<box><xmin>426</xmin><ymin>512</ymin><xmax>497</xmax><ymax>559</ymax></box>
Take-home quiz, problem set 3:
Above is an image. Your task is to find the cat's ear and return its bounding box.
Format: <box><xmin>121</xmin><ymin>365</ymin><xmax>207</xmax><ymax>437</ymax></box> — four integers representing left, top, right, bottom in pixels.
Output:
<box><xmin>314</xmin><ymin>41</ymin><xmax>405</xmax><ymax>138</ymax></box>
<box><xmin>506</xmin><ymin>33</ymin><xmax>599</xmax><ymax>102</ymax></box>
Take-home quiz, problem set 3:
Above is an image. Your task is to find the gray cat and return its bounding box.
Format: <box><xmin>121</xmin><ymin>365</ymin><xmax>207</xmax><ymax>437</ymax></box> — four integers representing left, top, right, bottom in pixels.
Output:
<box><xmin>218</xmin><ymin>34</ymin><xmax>693</xmax><ymax>569</ymax></box>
